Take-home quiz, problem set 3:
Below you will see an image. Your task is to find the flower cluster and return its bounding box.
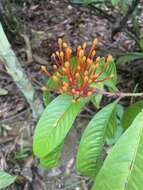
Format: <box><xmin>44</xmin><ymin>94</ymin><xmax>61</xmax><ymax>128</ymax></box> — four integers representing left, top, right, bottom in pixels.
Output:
<box><xmin>41</xmin><ymin>38</ymin><xmax>113</xmax><ymax>99</ymax></box>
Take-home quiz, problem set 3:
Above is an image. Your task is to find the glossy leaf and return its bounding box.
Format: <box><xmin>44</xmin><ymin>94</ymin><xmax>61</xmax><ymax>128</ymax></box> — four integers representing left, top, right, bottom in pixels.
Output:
<box><xmin>40</xmin><ymin>142</ymin><xmax>64</xmax><ymax>168</ymax></box>
<box><xmin>0</xmin><ymin>171</ymin><xmax>16</xmax><ymax>189</ymax></box>
<box><xmin>122</xmin><ymin>100</ymin><xmax>143</xmax><ymax>129</ymax></box>
<box><xmin>76</xmin><ymin>102</ymin><xmax>117</xmax><ymax>179</ymax></box>
<box><xmin>116</xmin><ymin>52</ymin><xmax>143</xmax><ymax>65</ymax></box>
<box><xmin>33</xmin><ymin>95</ymin><xmax>85</xmax><ymax>158</ymax></box>
<box><xmin>92</xmin><ymin>111</ymin><xmax>143</xmax><ymax>190</ymax></box>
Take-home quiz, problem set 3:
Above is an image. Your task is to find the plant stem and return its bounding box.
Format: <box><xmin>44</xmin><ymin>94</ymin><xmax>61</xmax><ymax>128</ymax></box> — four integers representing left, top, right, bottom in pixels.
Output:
<box><xmin>95</xmin><ymin>89</ymin><xmax>143</xmax><ymax>99</ymax></box>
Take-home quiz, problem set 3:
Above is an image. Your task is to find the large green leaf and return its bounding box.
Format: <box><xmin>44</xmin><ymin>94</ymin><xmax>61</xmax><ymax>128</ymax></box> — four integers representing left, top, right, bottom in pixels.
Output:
<box><xmin>0</xmin><ymin>171</ymin><xmax>16</xmax><ymax>189</ymax></box>
<box><xmin>33</xmin><ymin>95</ymin><xmax>85</xmax><ymax>158</ymax></box>
<box><xmin>116</xmin><ymin>52</ymin><xmax>143</xmax><ymax>65</ymax></box>
<box><xmin>122</xmin><ymin>100</ymin><xmax>143</xmax><ymax>129</ymax></box>
<box><xmin>106</xmin><ymin>107</ymin><xmax>117</xmax><ymax>139</ymax></box>
<box><xmin>76</xmin><ymin>102</ymin><xmax>117</xmax><ymax>179</ymax></box>
<box><xmin>92</xmin><ymin>110</ymin><xmax>143</xmax><ymax>190</ymax></box>
<box><xmin>40</xmin><ymin>141</ymin><xmax>64</xmax><ymax>168</ymax></box>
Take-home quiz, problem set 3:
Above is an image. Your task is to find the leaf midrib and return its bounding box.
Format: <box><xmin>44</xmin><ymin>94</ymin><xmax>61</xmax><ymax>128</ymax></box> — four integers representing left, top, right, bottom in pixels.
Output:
<box><xmin>124</xmin><ymin>118</ymin><xmax>143</xmax><ymax>190</ymax></box>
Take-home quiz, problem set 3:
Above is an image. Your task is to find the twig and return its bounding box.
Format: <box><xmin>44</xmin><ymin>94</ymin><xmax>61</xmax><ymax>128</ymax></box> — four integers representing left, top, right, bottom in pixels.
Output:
<box><xmin>95</xmin><ymin>88</ymin><xmax>143</xmax><ymax>99</ymax></box>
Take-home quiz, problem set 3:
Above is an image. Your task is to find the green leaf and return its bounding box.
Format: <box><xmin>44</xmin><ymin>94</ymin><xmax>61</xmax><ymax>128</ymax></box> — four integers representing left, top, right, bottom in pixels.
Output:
<box><xmin>92</xmin><ymin>110</ymin><xmax>143</xmax><ymax>190</ymax></box>
<box><xmin>0</xmin><ymin>171</ymin><xmax>16</xmax><ymax>189</ymax></box>
<box><xmin>33</xmin><ymin>95</ymin><xmax>86</xmax><ymax>158</ymax></box>
<box><xmin>102</xmin><ymin>60</ymin><xmax>117</xmax><ymax>91</ymax></box>
<box><xmin>43</xmin><ymin>90</ymin><xmax>51</xmax><ymax>107</ymax></box>
<box><xmin>91</xmin><ymin>83</ymin><xmax>104</xmax><ymax>108</ymax></box>
<box><xmin>0</xmin><ymin>88</ymin><xmax>8</xmax><ymax>96</ymax></box>
<box><xmin>111</xmin><ymin>0</ymin><xmax>119</xmax><ymax>6</ymax></box>
<box><xmin>40</xmin><ymin>141</ymin><xmax>64</xmax><ymax>168</ymax></box>
<box><xmin>116</xmin><ymin>52</ymin><xmax>143</xmax><ymax>65</ymax></box>
<box><xmin>106</xmin><ymin>104</ymin><xmax>124</xmax><ymax>145</ymax></box>
<box><xmin>122</xmin><ymin>100</ymin><xmax>143</xmax><ymax>129</ymax></box>
<box><xmin>76</xmin><ymin>102</ymin><xmax>117</xmax><ymax>179</ymax></box>
<box><xmin>106</xmin><ymin>108</ymin><xmax>117</xmax><ymax>139</ymax></box>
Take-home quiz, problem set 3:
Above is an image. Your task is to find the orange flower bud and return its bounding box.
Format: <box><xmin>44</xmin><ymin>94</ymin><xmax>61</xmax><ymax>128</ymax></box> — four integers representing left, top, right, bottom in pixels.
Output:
<box><xmin>79</xmin><ymin>50</ymin><xmax>84</xmax><ymax>58</ymax></box>
<box><xmin>107</xmin><ymin>55</ymin><xmax>113</xmax><ymax>62</ymax></box>
<box><xmin>93</xmin><ymin>38</ymin><xmax>98</xmax><ymax>46</ymax></box>
<box><xmin>72</xmin><ymin>88</ymin><xmax>76</xmax><ymax>94</ymax></box>
<box><xmin>63</xmin><ymin>42</ymin><xmax>67</xmax><ymax>48</ymax></box>
<box><xmin>65</xmin><ymin>61</ymin><xmax>70</xmax><ymax>68</ymax></box>
<box><xmin>75</xmin><ymin>72</ymin><xmax>80</xmax><ymax>79</ymax></box>
<box><xmin>87</xmin><ymin>91</ymin><xmax>92</xmax><ymax>96</ymax></box>
<box><xmin>53</xmin><ymin>65</ymin><xmax>57</xmax><ymax>69</ymax></box>
<box><xmin>58</xmin><ymin>38</ymin><xmax>62</xmax><ymax>45</ymax></box>
<box><xmin>52</xmin><ymin>76</ymin><xmax>58</xmax><ymax>81</ymax></box>
<box><xmin>63</xmin><ymin>81</ymin><xmax>69</xmax><ymax>87</ymax></box>
<box><xmin>41</xmin><ymin>86</ymin><xmax>47</xmax><ymax>91</ymax></box>
<box><xmin>96</xmin><ymin>56</ymin><xmax>100</xmax><ymax>62</ymax></box>
<box><xmin>82</xmin><ymin>42</ymin><xmax>87</xmax><ymax>49</ymax></box>
<box><xmin>60</xmin><ymin>51</ymin><xmax>64</xmax><ymax>57</ymax></box>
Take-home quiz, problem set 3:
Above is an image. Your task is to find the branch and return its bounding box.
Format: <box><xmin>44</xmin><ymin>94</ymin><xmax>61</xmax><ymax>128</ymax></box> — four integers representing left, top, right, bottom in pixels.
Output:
<box><xmin>0</xmin><ymin>23</ymin><xmax>43</xmax><ymax>118</ymax></box>
<box><xmin>95</xmin><ymin>89</ymin><xmax>143</xmax><ymax>99</ymax></box>
<box><xmin>112</xmin><ymin>0</ymin><xmax>140</xmax><ymax>38</ymax></box>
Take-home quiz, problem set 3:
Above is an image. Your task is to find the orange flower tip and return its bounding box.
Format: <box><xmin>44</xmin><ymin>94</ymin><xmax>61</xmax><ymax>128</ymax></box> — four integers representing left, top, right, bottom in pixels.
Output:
<box><xmin>82</xmin><ymin>56</ymin><xmax>86</xmax><ymax>62</ymax></box>
<box><xmin>62</xmin><ymin>86</ymin><xmax>68</xmax><ymax>92</ymax></box>
<box><xmin>91</xmin><ymin>50</ymin><xmax>96</xmax><ymax>57</ymax></box>
<box><xmin>107</xmin><ymin>55</ymin><xmax>113</xmax><ymax>62</ymax></box>
<box><xmin>75</xmin><ymin>72</ymin><xmax>80</xmax><ymax>79</ymax></box>
<box><xmin>53</xmin><ymin>65</ymin><xmax>57</xmax><ymax>69</ymax></box>
<box><xmin>62</xmin><ymin>67</ymin><xmax>67</xmax><ymax>72</ymax></box>
<box><xmin>84</xmin><ymin>71</ymin><xmax>88</xmax><ymax>76</ymax></box>
<box><xmin>84</xmin><ymin>76</ymin><xmax>88</xmax><ymax>82</ymax></box>
<box><xmin>93</xmin><ymin>38</ymin><xmax>98</xmax><ymax>46</ymax></box>
<box><xmin>58</xmin><ymin>38</ymin><xmax>62</xmax><ymax>45</ymax></box>
<box><xmin>72</xmin><ymin>88</ymin><xmax>76</xmax><ymax>95</ymax></box>
<box><xmin>52</xmin><ymin>76</ymin><xmax>58</xmax><ymax>81</ymax></box>
<box><xmin>77</xmin><ymin>45</ymin><xmax>82</xmax><ymax>51</ymax></box>
<box><xmin>41</xmin><ymin>86</ymin><xmax>47</xmax><ymax>91</ymax></box>
<box><xmin>87</xmin><ymin>58</ymin><xmax>92</xmax><ymax>65</ymax></box>
<box><xmin>60</xmin><ymin>51</ymin><xmax>64</xmax><ymax>57</ymax></box>
<box><xmin>41</xmin><ymin>65</ymin><xmax>47</xmax><ymax>71</ymax></box>
<box><xmin>87</xmin><ymin>91</ymin><xmax>92</xmax><ymax>96</ymax></box>
<box><xmin>79</xmin><ymin>50</ymin><xmax>84</xmax><ymax>57</ymax></box>
<box><xmin>82</xmin><ymin>42</ymin><xmax>87</xmax><ymax>49</ymax></box>
<box><xmin>63</xmin><ymin>81</ymin><xmax>69</xmax><ymax>87</ymax></box>
<box><xmin>63</xmin><ymin>42</ymin><xmax>68</xmax><ymax>48</ymax></box>
<box><xmin>52</xmin><ymin>53</ymin><xmax>56</xmax><ymax>58</ymax></box>
<box><xmin>65</xmin><ymin>61</ymin><xmax>70</xmax><ymax>68</ymax></box>
<box><xmin>56</xmin><ymin>51</ymin><xmax>60</xmax><ymax>56</ymax></box>
<box><xmin>77</xmin><ymin>65</ymin><xmax>81</xmax><ymax>71</ymax></box>
<box><xmin>96</xmin><ymin>56</ymin><xmax>100</xmax><ymax>62</ymax></box>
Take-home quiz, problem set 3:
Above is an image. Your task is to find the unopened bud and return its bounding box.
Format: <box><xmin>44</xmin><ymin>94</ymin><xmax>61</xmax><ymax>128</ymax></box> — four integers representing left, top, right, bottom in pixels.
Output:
<box><xmin>87</xmin><ymin>91</ymin><xmax>92</xmax><ymax>96</ymax></box>
<box><xmin>72</xmin><ymin>88</ymin><xmax>76</xmax><ymax>94</ymax></box>
<box><xmin>52</xmin><ymin>76</ymin><xmax>58</xmax><ymax>81</ymax></box>
<box><xmin>63</xmin><ymin>42</ymin><xmax>67</xmax><ymax>48</ymax></box>
<box><xmin>65</xmin><ymin>61</ymin><xmax>70</xmax><ymax>68</ymax></box>
<box><xmin>93</xmin><ymin>38</ymin><xmax>98</xmax><ymax>46</ymax></box>
<box><xmin>82</xmin><ymin>42</ymin><xmax>87</xmax><ymax>49</ymax></box>
<box><xmin>107</xmin><ymin>55</ymin><xmax>113</xmax><ymax>62</ymax></box>
<box><xmin>41</xmin><ymin>86</ymin><xmax>47</xmax><ymax>91</ymax></box>
<box><xmin>58</xmin><ymin>38</ymin><xmax>62</xmax><ymax>44</ymax></box>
